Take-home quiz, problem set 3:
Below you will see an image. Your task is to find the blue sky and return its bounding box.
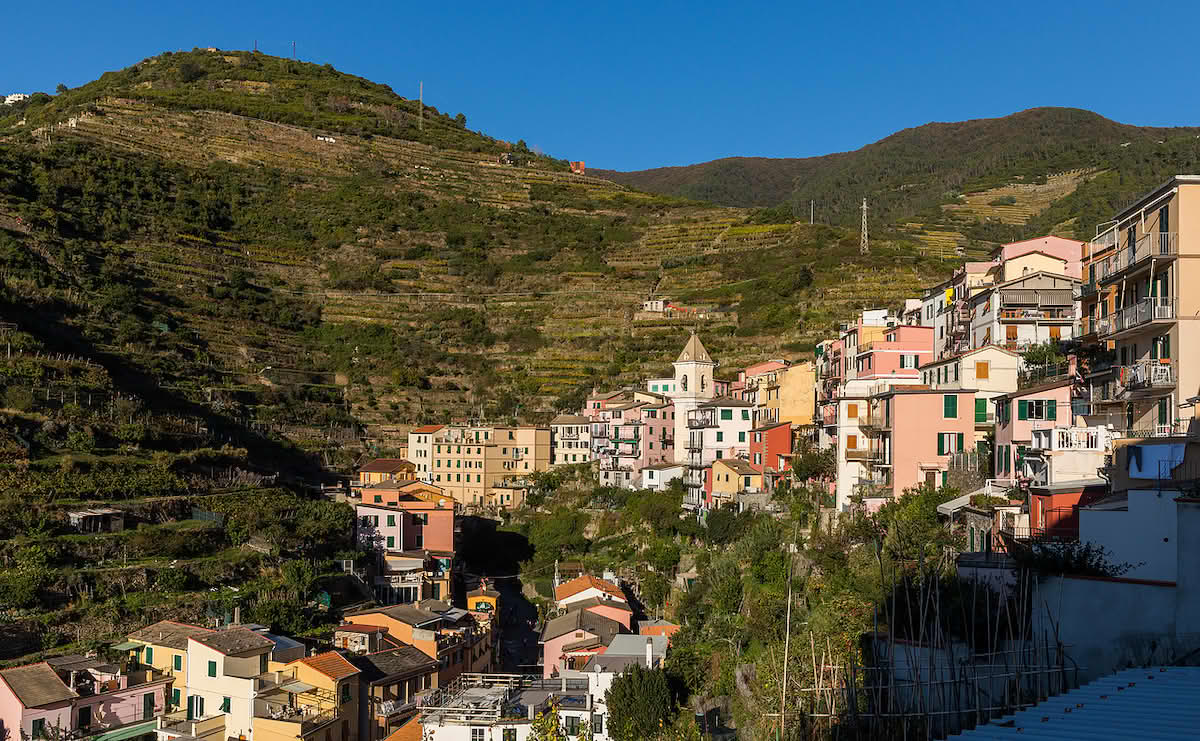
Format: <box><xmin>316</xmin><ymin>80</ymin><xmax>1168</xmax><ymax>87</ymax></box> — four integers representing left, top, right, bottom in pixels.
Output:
<box><xmin>6</xmin><ymin>1</ymin><xmax>1200</xmax><ymax>171</ymax></box>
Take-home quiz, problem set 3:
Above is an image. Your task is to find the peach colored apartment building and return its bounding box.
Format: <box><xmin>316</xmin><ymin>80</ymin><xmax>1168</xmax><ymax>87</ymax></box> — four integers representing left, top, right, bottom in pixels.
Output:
<box><xmin>1077</xmin><ymin>175</ymin><xmax>1200</xmax><ymax>438</ymax></box>
<box><xmin>852</xmin><ymin>324</ymin><xmax>934</xmax><ymax>382</ymax></box>
<box><xmin>859</xmin><ymin>388</ymin><xmax>978</xmax><ymax>500</ymax></box>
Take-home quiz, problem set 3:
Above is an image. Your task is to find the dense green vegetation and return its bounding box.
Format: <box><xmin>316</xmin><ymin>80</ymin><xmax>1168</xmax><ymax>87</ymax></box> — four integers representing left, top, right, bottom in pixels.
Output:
<box><xmin>598</xmin><ymin>107</ymin><xmax>1200</xmax><ymax>240</ymax></box>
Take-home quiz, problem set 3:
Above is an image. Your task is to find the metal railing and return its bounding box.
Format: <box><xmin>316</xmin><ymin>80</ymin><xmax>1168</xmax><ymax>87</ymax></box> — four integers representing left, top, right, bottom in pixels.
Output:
<box><xmin>1105</xmin><ymin>297</ymin><xmax>1177</xmax><ymax>336</ymax></box>
<box><xmin>1075</xmin><ymin>280</ymin><xmax>1098</xmax><ymax>300</ymax></box>
<box><xmin>1099</xmin><ymin>231</ymin><xmax>1177</xmax><ymax>281</ymax></box>
<box><xmin>1121</xmin><ymin>359</ymin><xmax>1174</xmax><ymax>391</ymax></box>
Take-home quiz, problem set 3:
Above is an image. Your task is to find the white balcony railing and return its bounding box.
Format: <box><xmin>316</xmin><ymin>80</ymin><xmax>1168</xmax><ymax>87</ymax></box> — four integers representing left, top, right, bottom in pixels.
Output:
<box><xmin>1099</xmin><ymin>232</ymin><xmax>1177</xmax><ymax>281</ymax></box>
<box><xmin>1103</xmin><ymin>297</ymin><xmax>1176</xmax><ymax>336</ymax></box>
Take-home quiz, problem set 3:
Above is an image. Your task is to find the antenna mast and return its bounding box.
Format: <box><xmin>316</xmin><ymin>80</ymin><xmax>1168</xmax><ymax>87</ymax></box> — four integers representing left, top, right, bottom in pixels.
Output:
<box><xmin>418</xmin><ymin>81</ymin><xmax>424</xmax><ymax>131</ymax></box>
<box><xmin>860</xmin><ymin>197</ymin><xmax>870</xmax><ymax>255</ymax></box>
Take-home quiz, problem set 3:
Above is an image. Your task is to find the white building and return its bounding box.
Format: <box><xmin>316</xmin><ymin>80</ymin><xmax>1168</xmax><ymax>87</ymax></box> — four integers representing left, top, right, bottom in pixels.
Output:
<box><xmin>667</xmin><ymin>334</ymin><xmax>718</xmax><ymax>468</ymax></box>
<box><xmin>549</xmin><ymin>414</ymin><xmax>592</xmax><ymax>466</ymax></box>
<box><xmin>968</xmin><ymin>271</ymin><xmax>1079</xmax><ymax>352</ymax></box>
<box><xmin>683</xmin><ymin>397</ymin><xmax>754</xmax><ymax>509</ymax></box>
<box><xmin>1019</xmin><ymin>425</ymin><xmax>1114</xmax><ymax>488</ymax></box>
<box><xmin>405</xmin><ymin>425</ymin><xmax>443</xmax><ymax>482</ymax></box>
<box><xmin>4</xmin><ymin>93</ymin><xmax>30</xmax><ymax>105</ymax></box>
<box><xmin>166</xmin><ymin>629</ymin><xmax>274</xmax><ymax>741</ymax></box>
<box><xmin>418</xmin><ymin>674</ymin><xmax>605</xmax><ymax>741</ymax></box>
<box><xmin>640</xmin><ymin>462</ymin><xmax>686</xmax><ymax>492</ymax></box>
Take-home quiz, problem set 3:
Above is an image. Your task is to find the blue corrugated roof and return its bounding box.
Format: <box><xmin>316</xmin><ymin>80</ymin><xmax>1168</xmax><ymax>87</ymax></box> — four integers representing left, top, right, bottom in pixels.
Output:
<box><xmin>949</xmin><ymin>666</ymin><xmax>1200</xmax><ymax>739</ymax></box>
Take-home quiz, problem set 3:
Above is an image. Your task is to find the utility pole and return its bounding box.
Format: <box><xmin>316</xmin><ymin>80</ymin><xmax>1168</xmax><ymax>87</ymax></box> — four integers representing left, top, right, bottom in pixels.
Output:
<box><xmin>860</xmin><ymin>197</ymin><xmax>870</xmax><ymax>255</ymax></box>
<box><xmin>810</xmin><ymin>200</ymin><xmax>814</xmax><ymax>225</ymax></box>
<box><xmin>418</xmin><ymin>81</ymin><xmax>424</xmax><ymax>131</ymax></box>
<box><xmin>292</xmin><ymin>41</ymin><xmax>296</xmax><ymax>59</ymax></box>
<box><xmin>780</xmin><ymin>523</ymin><xmax>797</xmax><ymax>740</ymax></box>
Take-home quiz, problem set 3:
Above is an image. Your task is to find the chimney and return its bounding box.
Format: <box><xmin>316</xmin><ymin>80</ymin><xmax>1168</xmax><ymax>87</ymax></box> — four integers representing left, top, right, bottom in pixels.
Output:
<box><xmin>645</xmin><ymin>637</ymin><xmax>654</xmax><ymax>669</ymax></box>
<box><xmin>234</xmin><ymin>606</ymin><xmax>241</xmax><ymax>625</ymax></box>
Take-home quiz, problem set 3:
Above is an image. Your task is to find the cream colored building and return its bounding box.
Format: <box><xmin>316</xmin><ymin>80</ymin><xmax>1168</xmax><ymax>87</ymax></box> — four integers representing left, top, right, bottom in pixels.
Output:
<box><xmin>1082</xmin><ymin>175</ymin><xmax>1200</xmax><ymax>436</ymax></box>
<box><xmin>429</xmin><ymin>425</ymin><xmax>551</xmax><ymax>505</ymax></box>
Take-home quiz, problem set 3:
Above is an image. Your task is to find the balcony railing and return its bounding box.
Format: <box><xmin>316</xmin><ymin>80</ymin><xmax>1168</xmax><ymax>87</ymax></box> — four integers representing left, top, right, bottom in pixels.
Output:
<box><xmin>845</xmin><ymin>449</ymin><xmax>874</xmax><ymax>462</ymax></box>
<box><xmin>1075</xmin><ymin>280</ymin><xmax>1098</xmax><ymax>300</ymax></box>
<box><xmin>999</xmin><ymin>308</ymin><xmax>1074</xmax><ymax>321</ymax></box>
<box><xmin>1098</xmin><ymin>231</ymin><xmax>1178</xmax><ymax>282</ymax></box>
<box><xmin>1120</xmin><ymin>359</ymin><xmax>1174</xmax><ymax>393</ymax></box>
<box><xmin>1103</xmin><ymin>297</ymin><xmax>1177</xmax><ymax>336</ymax></box>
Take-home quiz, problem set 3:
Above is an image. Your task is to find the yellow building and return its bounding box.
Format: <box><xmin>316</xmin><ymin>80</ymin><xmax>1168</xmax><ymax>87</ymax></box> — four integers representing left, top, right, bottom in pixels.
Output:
<box><xmin>776</xmin><ymin>362</ymin><xmax>816</xmax><ymax>427</ymax></box>
<box><xmin>710</xmin><ymin>458</ymin><xmax>762</xmax><ymax>509</ymax></box>
<box><xmin>466</xmin><ymin>584</ymin><xmax>501</xmax><ymax>615</ymax></box>
<box><xmin>430</xmin><ymin>425</ymin><xmax>551</xmax><ymax>506</ymax></box>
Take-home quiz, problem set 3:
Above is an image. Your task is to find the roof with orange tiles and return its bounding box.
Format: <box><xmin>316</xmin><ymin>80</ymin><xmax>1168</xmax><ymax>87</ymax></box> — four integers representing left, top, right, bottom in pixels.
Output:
<box><xmin>383</xmin><ymin>716</ymin><xmax>423</xmax><ymax>741</ymax></box>
<box><xmin>336</xmin><ymin>624</ymin><xmax>388</xmax><ymax>634</ymax></box>
<box><xmin>411</xmin><ymin>425</ymin><xmax>444</xmax><ymax>434</ymax></box>
<box><xmin>293</xmin><ymin>651</ymin><xmax>361</xmax><ymax>681</ymax></box>
<box><xmin>555</xmin><ymin>574</ymin><xmax>624</xmax><ymax>603</ymax></box>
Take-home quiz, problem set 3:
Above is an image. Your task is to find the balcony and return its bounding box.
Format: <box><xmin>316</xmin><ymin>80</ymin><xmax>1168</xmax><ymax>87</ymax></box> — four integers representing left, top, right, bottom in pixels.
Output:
<box><xmin>1104</xmin><ymin>297</ymin><xmax>1176</xmax><ymax>338</ymax></box>
<box><xmin>999</xmin><ymin>308</ymin><xmax>1074</xmax><ymax>322</ymax></box>
<box><xmin>859</xmin><ymin>411</ymin><xmax>889</xmax><ymax>430</ymax></box>
<box><xmin>1098</xmin><ymin>231</ymin><xmax>1177</xmax><ymax>283</ymax></box>
<box><xmin>687</xmin><ymin>417</ymin><xmax>714</xmax><ymax>429</ymax></box>
<box><xmin>254</xmin><ymin>701</ymin><xmax>341</xmax><ymax>736</ymax></box>
<box><xmin>159</xmin><ymin>712</ymin><xmax>225</xmax><ymax>739</ymax></box>
<box><xmin>1119</xmin><ymin>359</ymin><xmax>1175</xmax><ymax>396</ymax></box>
<box><xmin>1075</xmin><ymin>280</ymin><xmax>1098</xmax><ymax>300</ymax></box>
<box><xmin>845</xmin><ymin>448</ymin><xmax>874</xmax><ymax>462</ymax></box>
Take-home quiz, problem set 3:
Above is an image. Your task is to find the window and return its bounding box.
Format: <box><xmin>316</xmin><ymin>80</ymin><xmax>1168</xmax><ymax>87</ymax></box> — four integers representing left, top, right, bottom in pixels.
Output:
<box><xmin>1017</xmin><ymin>399</ymin><xmax>1057</xmax><ymax>421</ymax></box>
<box><xmin>847</xmin><ymin>403</ymin><xmax>858</xmax><ymax>418</ymax></box>
<box><xmin>564</xmin><ymin>716</ymin><xmax>581</xmax><ymax>736</ymax></box>
<box><xmin>742</xmin><ymin>409</ymin><xmax>750</xmax><ymax>420</ymax></box>
<box><xmin>943</xmin><ymin>395</ymin><xmax>958</xmax><ymax>419</ymax></box>
<box><xmin>386</xmin><ymin>514</ymin><xmax>395</xmax><ymax>527</ymax></box>
<box><xmin>78</xmin><ymin>705</ymin><xmax>92</xmax><ymax>730</ymax></box>
<box><xmin>386</xmin><ymin>536</ymin><xmax>394</xmax><ymax>549</ymax></box>
<box><xmin>846</xmin><ymin>434</ymin><xmax>858</xmax><ymax>450</ymax></box>
<box><xmin>172</xmin><ymin>688</ymin><xmax>181</xmax><ymax>706</ymax></box>
<box><xmin>754</xmin><ymin>453</ymin><xmax>762</xmax><ymax>465</ymax></box>
<box><xmin>953</xmin><ymin>364</ymin><xmax>959</xmax><ymax>382</ymax></box>
<box><xmin>32</xmin><ymin>719</ymin><xmax>45</xmax><ymax>739</ymax></box>
<box><xmin>220</xmin><ymin>697</ymin><xmax>231</xmax><ymax>713</ymax></box>
<box><xmin>720</xmin><ymin>409</ymin><xmax>733</xmax><ymax>420</ymax></box>
<box><xmin>504</xmin><ymin>730</ymin><xmax>518</xmax><ymax>741</ymax></box>
<box><xmin>592</xmin><ymin>714</ymin><xmax>605</xmax><ymax>734</ymax></box>
<box><xmin>754</xmin><ymin>432</ymin><xmax>762</xmax><ymax>443</ymax></box>
<box><xmin>1006</xmin><ymin>325</ymin><xmax>1018</xmax><ymax>341</ymax></box>
<box><xmin>937</xmin><ymin>432</ymin><xmax>965</xmax><ymax>455</ymax></box>
<box><xmin>471</xmin><ymin>730</ymin><xmax>486</xmax><ymax>741</ymax></box>
<box><xmin>174</xmin><ymin>654</ymin><xmax>183</xmax><ymax>671</ymax></box>
<box><xmin>715</xmin><ymin>451</ymin><xmax>723</xmax><ymax>459</ymax></box>
<box><xmin>975</xmin><ymin>361</ymin><xmax>989</xmax><ymax>379</ymax></box>
<box><xmin>207</xmin><ymin>660</ymin><xmax>217</xmax><ymax>678</ymax></box>
<box><xmin>975</xmin><ymin>398</ymin><xmax>988</xmax><ymax>424</ymax></box>
<box><xmin>341</xmin><ymin>683</ymin><xmax>352</xmax><ymax>703</ymax></box>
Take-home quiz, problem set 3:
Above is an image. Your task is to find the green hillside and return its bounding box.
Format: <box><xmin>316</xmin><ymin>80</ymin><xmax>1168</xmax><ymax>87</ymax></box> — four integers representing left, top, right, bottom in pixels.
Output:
<box><xmin>595</xmin><ymin>107</ymin><xmax>1200</xmax><ymax>248</ymax></box>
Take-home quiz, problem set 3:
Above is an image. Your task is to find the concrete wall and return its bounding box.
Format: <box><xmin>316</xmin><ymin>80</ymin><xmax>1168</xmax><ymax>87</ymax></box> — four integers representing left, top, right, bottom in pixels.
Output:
<box><xmin>1079</xmin><ymin>489</ymin><xmax>1178</xmax><ymax>581</ymax></box>
<box><xmin>1032</xmin><ymin>575</ymin><xmax>1181</xmax><ymax>683</ymax></box>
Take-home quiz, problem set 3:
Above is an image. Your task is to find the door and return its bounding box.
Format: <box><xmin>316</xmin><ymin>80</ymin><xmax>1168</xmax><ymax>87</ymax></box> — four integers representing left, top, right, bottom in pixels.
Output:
<box><xmin>187</xmin><ymin>695</ymin><xmax>195</xmax><ymax>721</ymax></box>
<box><xmin>78</xmin><ymin>706</ymin><xmax>92</xmax><ymax>730</ymax></box>
<box><xmin>144</xmin><ymin>692</ymin><xmax>155</xmax><ymax>721</ymax></box>
<box><xmin>1159</xmin><ymin>205</ymin><xmax>1170</xmax><ymax>252</ymax></box>
<box><xmin>924</xmin><ymin>470</ymin><xmax>937</xmax><ymax>488</ymax></box>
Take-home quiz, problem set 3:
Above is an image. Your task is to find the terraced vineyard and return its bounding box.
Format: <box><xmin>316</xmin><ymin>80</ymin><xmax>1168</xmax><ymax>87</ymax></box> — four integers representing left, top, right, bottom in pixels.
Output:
<box><xmin>0</xmin><ymin>48</ymin><xmax>967</xmax><ymax>447</ymax></box>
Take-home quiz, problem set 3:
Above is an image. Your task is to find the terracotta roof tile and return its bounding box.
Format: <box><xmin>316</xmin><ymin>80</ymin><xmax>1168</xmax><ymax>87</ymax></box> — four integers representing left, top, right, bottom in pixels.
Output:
<box><xmin>294</xmin><ymin>651</ymin><xmax>360</xmax><ymax>681</ymax></box>
<box><xmin>554</xmin><ymin>574</ymin><xmax>624</xmax><ymax>603</ymax></box>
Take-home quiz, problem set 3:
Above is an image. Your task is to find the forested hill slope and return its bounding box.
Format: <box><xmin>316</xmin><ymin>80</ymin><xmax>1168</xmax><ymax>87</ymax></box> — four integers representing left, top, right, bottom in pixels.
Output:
<box><xmin>594</xmin><ymin>107</ymin><xmax>1200</xmax><ymax>243</ymax></box>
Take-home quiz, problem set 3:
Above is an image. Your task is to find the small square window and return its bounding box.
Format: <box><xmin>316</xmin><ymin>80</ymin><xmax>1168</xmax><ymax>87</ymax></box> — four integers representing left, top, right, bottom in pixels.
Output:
<box><xmin>207</xmin><ymin>660</ymin><xmax>217</xmax><ymax>678</ymax></box>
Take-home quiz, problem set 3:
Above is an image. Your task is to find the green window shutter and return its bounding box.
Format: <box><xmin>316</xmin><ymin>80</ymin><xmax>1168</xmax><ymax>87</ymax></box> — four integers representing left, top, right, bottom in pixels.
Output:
<box><xmin>1159</xmin><ymin>398</ymin><xmax>1169</xmax><ymax>425</ymax></box>
<box><xmin>172</xmin><ymin>688</ymin><xmax>181</xmax><ymax>705</ymax></box>
<box><xmin>386</xmin><ymin>536</ymin><xmax>394</xmax><ymax>548</ymax></box>
<box><xmin>145</xmin><ymin>646</ymin><xmax>153</xmax><ymax>663</ymax></box>
<box><xmin>716</xmin><ymin>431</ymin><xmax>723</xmax><ymax>442</ymax></box>
<box><xmin>1017</xmin><ymin>400</ymin><xmax>1028</xmax><ymax>420</ymax></box>
<box><xmin>937</xmin><ymin>434</ymin><xmax>945</xmax><ymax>456</ymax></box>
<box><xmin>386</xmin><ymin>515</ymin><xmax>395</xmax><ymax>526</ymax></box>
<box><xmin>975</xmin><ymin>398</ymin><xmax>987</xmax><ymax>423</ymax></box>
<box><xmin>943</xmin><ymin>395</ymin><xmax>957</xmax><ymax>418</ymax></box>
<box><xmin>941</xmin><ymin>471</ymin><xmax>948</xmax><ymax>487</ymax></box>
<box><xmin>220</xmin><ymin>697</ymin><xmax>230</xmax><ymax>713</ymax></box>
<box><xmin>207</xmin><ymin>660</ymin><xmax>216</xmax><ymax>678</ymax></box>
<box><xmin>742</xmin><ymin>410</ymin><xmax>750</xmax><ymax>420</ymax></box>
<box><xmin>956</xmin><ymin>432</ymin><xmax>964</xmax><ymax>451</ymax></box>
<box><xmin>738</xmin><ymin>431</ymin><xmax>746</xmax><ymax>443</ymax></box>
<box><xmin>721</xmin><ymin>409</ymin><xmax>733</xmax><ymax>420</ymax></box>
<box><xmin>174</xmin><ymin>654</ymin><xmax>182</xmax><ymax>671</ymax></box>
<box><xmin>1047</xmin><ymin>400</ymin><xmax>1057</xmax><ymax>421</ymax></box>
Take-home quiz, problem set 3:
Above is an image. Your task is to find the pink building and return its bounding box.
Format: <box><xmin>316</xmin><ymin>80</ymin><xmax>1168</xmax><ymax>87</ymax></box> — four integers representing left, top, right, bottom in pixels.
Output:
<box><xmin>539</xmin><ymin>610</ymin><xmax>625</xmax><ymax>678</ymax></box>
<box><xmin>566</xmin><ymin>597</ymin><xmax>634</xmax><ymax>630</ymax></box>
<box><xmin>0</xmin><ymin>663</ymin><xmax>75</xmax><ymax>741</ymax></box>
<box><xmin>0</xmin><ymin>657</ymin><xmax>173</xmax><ymax>741</ymax></box>
<box><xmin>993</xmin><ymin>379</ymin><xmax>1074</xmax><ymax>479</ymax></box>
<box><xmin>853</xmin><ymin>325</ymin><xmax>934</xmax><ymax>382</ymax></box>
<box><xmin>861</xmin><ymin>388</ymin><xmax>978</xmax><ymax>499</ymax></box>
